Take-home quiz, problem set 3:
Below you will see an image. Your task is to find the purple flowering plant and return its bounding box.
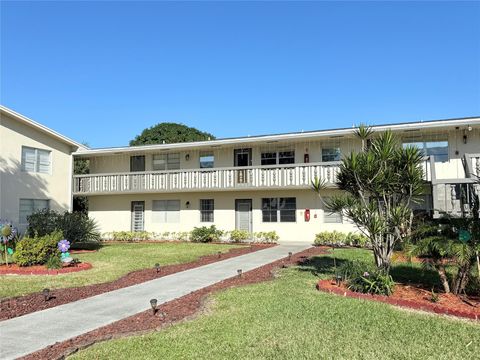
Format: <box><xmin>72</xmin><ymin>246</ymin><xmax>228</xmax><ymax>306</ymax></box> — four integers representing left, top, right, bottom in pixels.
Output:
<box><xmin>57</xmin><ymin>239</ymin><xmax>71</xmax><ymax>253</ymax></box>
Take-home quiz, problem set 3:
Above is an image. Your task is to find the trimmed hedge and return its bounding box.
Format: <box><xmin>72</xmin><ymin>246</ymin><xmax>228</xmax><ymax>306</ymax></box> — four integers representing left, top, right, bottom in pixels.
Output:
<box><xmin>314</xmin><ymin>231</ymin><xmax>369</xmax><ymax>248</ymax></box>
<box><xmin>13</xmin><ymin>230</ymin><xmax>63</xmax><ymax>266</ymax></box>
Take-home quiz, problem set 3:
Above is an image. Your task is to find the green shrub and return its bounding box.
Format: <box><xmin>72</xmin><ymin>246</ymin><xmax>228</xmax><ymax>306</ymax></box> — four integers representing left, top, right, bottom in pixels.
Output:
<box><xmin>345</xmin><ymin>232</ymin><xmax>370</xmax><ymax>247</ymax></box>
<box><xmin>229</xmin><ymin>229</ymin><xmax>250</xmax><ymax>243</ymax></box>
<box><xmin>26</xmin><ymin>209</ymin><xmax>61</xmax><ymax>237</ymax></box>
<box><xmin>27</xmin><ymin>209</ymin><xmax>100</xmax><ymax>244</ymax></box>
<box><xmin>314</xmin><ymin>231</ymin><xmax>345</xmax><ymax>246</ymax></box>
<box><xmin>45</xmin><ymin>254</ymin><xmax>62</xmax><ymax>269</ymax></box>
<box><xmin>314</xmin><ymin>231</ymin><xmax>369</xmax><ymax>248</ymax></box>
<box><xmin>177</xmin><ymin>231</ymin><xmax>190</xmax><ymax>241</ymax></box>
<box><xmin>253</xmin><ymin>231</ymin><xmax>279</xmax><ymax>243</ymax></box>
<box><xmin>13</xmin><ymin>231</ymin><xmax>63</xmax><ymax>266</ymax></box>
<box><xmin>108</xmin><ymin>231</ymin><xmax>152</xmax><ymax>241</ymax></box>
<box><xmin>191</xmin><ymin>226</ymin><xmax>223</xmax><ymax>243</ymax></box>
<box><xmin>347</xmin><ymin>271</ymin><xmax>395</xmax><ymax>296</ymax></box>
<box><xmin>338</xmin><ymin>260</ymin><xmax>375</xmax><ymax>281</ymax></box>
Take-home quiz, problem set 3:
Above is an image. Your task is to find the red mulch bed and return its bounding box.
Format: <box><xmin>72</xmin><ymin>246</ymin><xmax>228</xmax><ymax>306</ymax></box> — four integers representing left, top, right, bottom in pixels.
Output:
<box><xmin>0</xmin><ymin>244</ymin><xmax>273</xmax><ymax>321</ymax></box>
<box><xmin>0</xmin><ymin>262</ymin><xmax>92</xmax><ymax>275</ymax></box>
<box><xmin>317</xmin><ymin>279</ymin><xmax>480</xmax><ymax>321</ymax></box>
<box><xmin>19</xmin><ymin>246</ymin><xmax>327</xmax><ymax>360</ymax></box>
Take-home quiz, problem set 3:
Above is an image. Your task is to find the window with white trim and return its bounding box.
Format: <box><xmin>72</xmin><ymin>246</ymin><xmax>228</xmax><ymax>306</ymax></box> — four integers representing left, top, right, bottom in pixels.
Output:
<box><xmin>19</xmin><ymin>199</ymin><xmax>49</xmax><ymax>224</ymax></box>
<box><xmin>152</xmin><ymin>200</ymin><xmax>180</xmax><ymax>223</ymax></box>
<box><xmin>262</xmin><ymin>197</ymin><xmax>296</xmax><ymax>222</ymax></box>
<box><xmin>152</xmin><ymin>153</ymin><xmax>180</xmax><ymax>171</ymax></box>
<box><xmin>200</xmin><ymin>199</ymin><xmax>214</xmax><ymax>222</ymax></box>
<box><xmin>21</xmin><ymin>147</ymin><xmax>51</xmax><ymax>174</ymax></box>
<box><xmin>322</xmin><ymin>148</ymin><xmax>341</xmax><ymax>162</ymax></box>
<box><xmin>199</xmin><ymin>152</ymin><xmax>214</xmax><ymax>168</ymax></box>
<box><xmin>261</xmin><ymin>150</ymin><xmax>295</xmax><ymax>165</ymax></box>
<box><xmin>402</xmin><ymin>140</ymin><xmax>449</xmax><ymax>162</ymax></box>
<box><xmin>323</xmin><ymin>198</ymin><xmax>342</xmax><ymax>223</ymax></box>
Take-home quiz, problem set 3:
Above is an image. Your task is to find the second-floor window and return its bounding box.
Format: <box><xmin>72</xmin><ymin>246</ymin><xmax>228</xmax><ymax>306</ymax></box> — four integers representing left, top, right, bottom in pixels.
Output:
<box><xmin>130</xmin><ymin>155</ymin><xmax>145</xmax><ymax>172</ymax></box>
<box><xmin>322</xmin><ymin>148</ymin><xmax>341</xmax><ymax>162</ymax></box>
<box><xmin>261</xmin><ymin>151</ymin><xmax>295</xmax><ymax>165</ymax></box>
<box><xmin>402</xmin><ymin>140</ymin><xmax>449</xmax><ymax>162</ymax></box>
<box><xmin>21</xmin><ymin>146</ymin><xmax>51</xmax><ymax>174</ymax></box>
<box><xmin>199</xmin><ymin>152</ymin><xmax>214</xmax><ymax>168</ymax></box>
<box><xmin>153</xmin><ymin>153</ymin><xmax>180</xmax><ymax>171</ymax></box>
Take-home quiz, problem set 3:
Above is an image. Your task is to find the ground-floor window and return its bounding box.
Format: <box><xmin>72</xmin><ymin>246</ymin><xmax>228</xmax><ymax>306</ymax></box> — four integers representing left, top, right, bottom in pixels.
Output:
<box><xmin>323</xmin><ymin>197</ymin><xmax>342</xmax><ymax>223</ymax></box>
<box><xmin>152</xmin><ymin>200</ymin><xmax>180</xmax><ymax>223</ymax></box>
<box><xmin>19</xmin><ymin>199</ymin><xmax>49</xmax><ymax>224</ymax></box>
<box><xmin>200</xmin><ymin>199</ymin><xmax>214</xmax><ymax>222</ymax></box>
<box><xmin>262</xmin><ymin>197</ymin><xmax>296</xmax><ymax>222</ymax></box>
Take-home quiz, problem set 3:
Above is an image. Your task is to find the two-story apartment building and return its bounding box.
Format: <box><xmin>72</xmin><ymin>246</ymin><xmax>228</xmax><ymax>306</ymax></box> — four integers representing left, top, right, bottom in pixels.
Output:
<box><xmin>0</xmin><ymin>106</ymin><xmax>84</xmax><ymax>232</ymax></box>
<box><xmin>72</xmin><ymin>117</ymin><xmax>480</xmax><ymax>241</ymax></box>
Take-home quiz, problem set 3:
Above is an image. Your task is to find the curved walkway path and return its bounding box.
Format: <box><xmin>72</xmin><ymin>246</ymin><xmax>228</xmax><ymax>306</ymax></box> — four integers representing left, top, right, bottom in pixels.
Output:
<box><xmin>0</xmin><ymin>242</ymin><xmax>311</xmax><ymax>360</ymax></box>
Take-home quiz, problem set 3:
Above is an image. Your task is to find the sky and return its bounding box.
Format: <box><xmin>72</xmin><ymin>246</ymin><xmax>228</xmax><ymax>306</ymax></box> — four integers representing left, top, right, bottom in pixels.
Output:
<box><xmin>1</xmin><ymin>1</ymin><xmax>479</xmax><ymax>148</ymax></box>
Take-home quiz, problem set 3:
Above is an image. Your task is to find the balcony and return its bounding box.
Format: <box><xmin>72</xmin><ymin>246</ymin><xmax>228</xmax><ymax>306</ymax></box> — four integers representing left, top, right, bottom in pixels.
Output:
<box><xmin>73</xmin><ymin>162</ymin><xmax>342</xmax><ymax>195</ymax></box>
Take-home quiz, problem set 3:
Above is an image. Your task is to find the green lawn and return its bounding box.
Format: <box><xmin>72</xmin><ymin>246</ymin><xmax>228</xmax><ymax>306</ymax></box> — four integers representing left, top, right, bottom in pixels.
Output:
<box><xmin>0</xmin><ymin>242</ymin><xmax>243</xmax><ymax>299</ymax></box>
<box><xmin>71</xmin><ymin>248</ymin><xmax>479</xmax><ymax>360</ymax></box>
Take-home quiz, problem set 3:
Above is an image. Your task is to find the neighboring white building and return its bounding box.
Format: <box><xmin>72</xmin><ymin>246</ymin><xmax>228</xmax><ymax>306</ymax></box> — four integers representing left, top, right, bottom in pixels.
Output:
<box><xmin>0</xmin><ymin>106</ymin><xmax>85</xmax><ymax>232</ymax></box>
<box><xmin>72</xmin><ymin>116</ymin><xmax>480</xmax><ymax>242</ymax></box>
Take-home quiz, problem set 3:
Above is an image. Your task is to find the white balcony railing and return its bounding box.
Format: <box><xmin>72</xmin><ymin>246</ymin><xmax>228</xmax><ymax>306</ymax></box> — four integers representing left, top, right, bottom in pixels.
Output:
<box><xmin>466</xmin><ymin>153</ymin><xmax>480</xmax><ymax>178</ymax></box>
<box><xmin>73</xmin><ymin>162</ymin><xmax>342</xmax><ymax>195</ymax></box>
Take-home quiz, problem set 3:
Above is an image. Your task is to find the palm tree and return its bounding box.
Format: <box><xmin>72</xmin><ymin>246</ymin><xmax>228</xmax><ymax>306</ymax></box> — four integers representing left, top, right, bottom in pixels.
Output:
<box><xmin>313</xmin><ymin>127</ymin><xmax>425</xmax><ymax>272</ymax></box>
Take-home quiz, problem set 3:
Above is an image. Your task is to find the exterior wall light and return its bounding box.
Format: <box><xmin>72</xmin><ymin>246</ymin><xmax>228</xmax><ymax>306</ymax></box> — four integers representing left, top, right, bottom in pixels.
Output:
<box><xmin>150</xmin><ymin>298</ymin><xmax>158</xmax><ymax>315</ymax></box>
<box><xmin>185</xmin><ymin>201</ymin><xmax>190</xmax><ymax>209</ymax></box>
<box><xmin>185</xmin><ymin>154</ymin><xmax>190</xmax><ymax>161</ymax></box>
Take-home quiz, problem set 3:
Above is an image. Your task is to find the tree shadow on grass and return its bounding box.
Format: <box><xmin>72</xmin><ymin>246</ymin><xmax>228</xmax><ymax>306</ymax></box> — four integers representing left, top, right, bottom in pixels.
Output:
<box><xmin>296</xmin><ymin>253</ymin><xmax>442</xmax><ymax>290</ymax></box>
<box><xmin>70</xmin><ymin>242</ymin><xmax>104</xmax><ymax>251</ymax></box>
<box><xmin>390</xmin><ymin>264</ymin><xmax>441</xmax><ymax>290</ymax></box>
<box><xmin>296</xmin><ymin>256</ymin><xmax>350</xmax><ymax>277</ymax></box>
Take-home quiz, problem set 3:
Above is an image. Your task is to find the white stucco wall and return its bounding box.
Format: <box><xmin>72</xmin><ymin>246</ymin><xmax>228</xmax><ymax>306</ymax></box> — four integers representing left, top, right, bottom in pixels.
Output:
<box><xmin>0</xmin><ymin>112</ymin><xmax>74</xmax><ymax>232</ymax></box>
<box><xmin>87</xmin><ymin>189</ymin><xmax>359</xmax><ymax>242</ymax></box>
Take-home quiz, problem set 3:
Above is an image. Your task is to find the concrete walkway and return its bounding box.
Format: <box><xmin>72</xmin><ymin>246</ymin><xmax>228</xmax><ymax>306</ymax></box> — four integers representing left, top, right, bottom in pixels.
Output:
<box><xmin>0</xmin><ymin>243</ymin><xmax>311</xmax><ymax>360</ymax></box>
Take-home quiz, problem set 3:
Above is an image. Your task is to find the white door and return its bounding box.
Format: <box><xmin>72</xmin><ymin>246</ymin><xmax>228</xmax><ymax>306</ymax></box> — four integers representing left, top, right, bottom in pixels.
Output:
<box><xmin>235</xmin><ymin>199</ymin><xmax>252</xmax><ymax>233</ymax></box>
<box><xmin>131</xmin><ymin>201</ymin><xmax>145</xmax><ymax>231</ymax></box>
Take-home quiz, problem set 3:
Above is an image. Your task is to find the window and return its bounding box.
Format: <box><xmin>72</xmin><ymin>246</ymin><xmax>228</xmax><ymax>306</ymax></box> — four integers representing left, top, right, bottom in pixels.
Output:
<box><xmin>322</xmin><ymin>148</ymin><xmax>341</xmax><ymax>162</ymax></box>
<box><xmin>21</xmin><ymin>147</ymin><xmax>51</xmax><ymax>173</ymax></box>
<box><xmin>19</xmin><ymin>199</ymin><xmax>49</xmax><ymax>224</ymax></box>
<box><xmin>152</xmin><ymin>200</ymin><xmax>180</xmax><ymax>223</ymax></box>
<box><xmin>200</xmin><ymin>199</ymin><xmax>214</xmax><ymax>222</ymax></box>
<box><xmin>152</xmin><ymin>153</ymin><xmax>180</xmax><ymax>170</ymax></box>
<box><xmin>199</xmin><ymin>152</ymin><xmax>214</xmax><ymax>168</ymax></box>
<box><xmin>402</xmin><ymin>140</ymin><xmax>449</xmax><ymax>162</ymax></box>
<box><xmin>261</xmin><ymin>152</ymin><xmax>277</xmax><ymax>165</ymax></box>
<box><xmin>262</xmin><ymin>197</ymin><xmax>296</xmax><ymax>222</ymax></box>
<box><xmin>279</xmin><ymin>151</ymin><xmax>295</xmax><ymax>164</ymax></box>
<box><xmin>261</xmin><ymin>150</ymin><xmax>295</xmax><ymax>165</ymax></box>
<box><xmin>130</xmin><ymin>156</ymin><xmax>145</xmax><ymax>172</ymax></box>
<box><xmin>262</xmin><ymin>198</ymin><xmax>278</xmax><ymax>222</ymax></box>
<box><xmin>323</xmin><ymin>198</ymin><xmax>342</xmax><ymax>223</ymax></box>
